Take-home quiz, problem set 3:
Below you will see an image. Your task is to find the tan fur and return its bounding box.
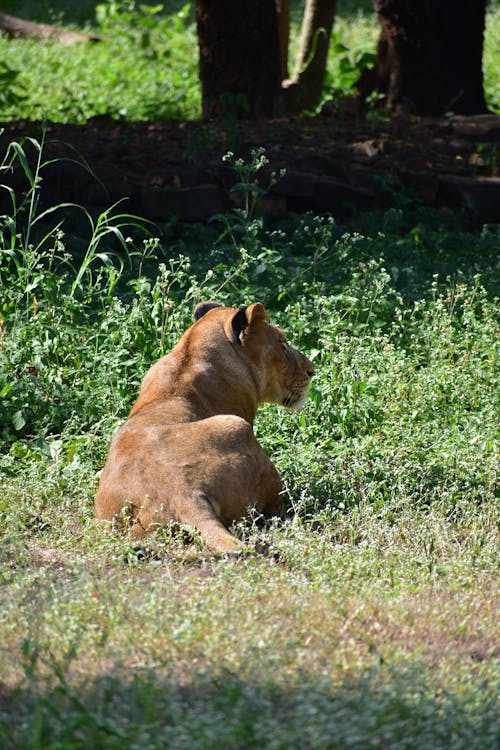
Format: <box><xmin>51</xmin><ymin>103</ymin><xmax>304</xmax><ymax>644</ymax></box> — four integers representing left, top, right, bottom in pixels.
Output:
<box><xmin>95</xmin><ymin>302</ymin><xmax>314</xmax><ymax>553</ymax></box>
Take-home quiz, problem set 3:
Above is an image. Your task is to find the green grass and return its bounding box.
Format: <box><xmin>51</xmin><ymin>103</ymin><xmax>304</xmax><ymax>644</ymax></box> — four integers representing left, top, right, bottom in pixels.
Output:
<box><xmin>484</xmin><ymin>0</ymin><xmax>500</xmax><ymax>111</ymax></box>
<box><xmin>0</xmin><ymin>136</ymin><xmax>499</xmax><ymax>748</ymax></box>
<box><xmin>0</xmin><ymin>0</ymin><xmax>498</xmax><ymax>121</ymax></box>
<box><xmin>0</xmin><ymin>1</ymin><xmax>200</xmax><ymax>122</ymax></box>
<box><xmin>1</xmin><ymin>520</ymin><xmax>498</xmax><ymax>749</ymax></box>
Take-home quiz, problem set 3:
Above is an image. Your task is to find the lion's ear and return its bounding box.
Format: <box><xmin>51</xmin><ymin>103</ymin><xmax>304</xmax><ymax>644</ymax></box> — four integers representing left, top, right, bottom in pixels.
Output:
<box><xmin>246</xmin><ymin>302</ymin><xmax>268</xmax><ymax>326</ymax></box>
<box><xmin>227</xmin><ymin>303</ymin><xmax>268</xmax><ymax>344</ymax></box>
<box><xmin>193</xmin><ymin>301</ymin><xmax>222</xmax><ymax>321</ymax></box>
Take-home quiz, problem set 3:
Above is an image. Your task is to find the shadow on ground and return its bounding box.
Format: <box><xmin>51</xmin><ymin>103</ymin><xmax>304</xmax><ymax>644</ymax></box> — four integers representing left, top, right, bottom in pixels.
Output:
<box><xmin>1</xmin><ymin>662</ymin><xmax>497</xmax><ymax>749</ymax></box>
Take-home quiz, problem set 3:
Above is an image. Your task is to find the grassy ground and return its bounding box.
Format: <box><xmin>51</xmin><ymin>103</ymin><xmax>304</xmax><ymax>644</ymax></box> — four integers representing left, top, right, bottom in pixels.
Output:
<box><xmin>1</xmin><ymin>135</ymin><xmax>499</xmax><ymax>747</ymax></box>
<box><xmin>0</xmin><ymin>0</ymin><xmax>499</xmax><ymax>121</ymax></box>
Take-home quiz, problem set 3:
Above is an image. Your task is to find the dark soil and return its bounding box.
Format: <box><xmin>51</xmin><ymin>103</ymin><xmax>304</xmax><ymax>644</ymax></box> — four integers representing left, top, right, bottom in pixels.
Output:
<box><xmin>1</xmin><ymin>111</ymin><xmax>500</xmax><ymax>223</ymax></box>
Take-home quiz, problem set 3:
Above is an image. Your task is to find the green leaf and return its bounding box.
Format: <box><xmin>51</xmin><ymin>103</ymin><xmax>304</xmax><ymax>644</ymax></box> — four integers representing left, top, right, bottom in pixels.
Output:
<box><xmin>12</xmin><ymin>410</ymin><xmax>26</xmax><ymax>431</ymax></box>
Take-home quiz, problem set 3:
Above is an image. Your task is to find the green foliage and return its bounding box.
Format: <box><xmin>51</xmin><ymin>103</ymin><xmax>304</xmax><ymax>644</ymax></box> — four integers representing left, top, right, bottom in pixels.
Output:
<box><xmin>221</xmin><ymin>148</ymin><xmax>286</xmax><ymax>223</ymax></box>
<box><xmin>0</xmin><ymin>61</ymin><xmax>26</xmax><ymax>108</ymax></box>
<box><xmin>484</xmin><ymin>1</ymin><xmax>500</xmax><ymax>113</ymax></box>
<box><xmin>0</xmin><ymin>141</ymin><xmax>498</xmax><ymax>750</ymax></box>
<box><xmin>0</xmin><ymin>133</ymin><xmax>153</xmax><ymax>442</ymax></box>
<box><xmin>325</xmin><ymin>30</ymin><xmax>376</xmax><ymax>95</ymax></box>
<box><xmin>0</xmin><ymin>1</ymin><xmax>200</xmax><ymax>122</ymax></box>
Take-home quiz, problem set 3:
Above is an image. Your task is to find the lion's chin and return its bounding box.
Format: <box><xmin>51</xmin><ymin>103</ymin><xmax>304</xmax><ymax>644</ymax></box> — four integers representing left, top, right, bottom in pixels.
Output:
<box><xmin>283</xmin><ymin>389</ymin><xmax>309</xmax><ymax>410</ymax></box>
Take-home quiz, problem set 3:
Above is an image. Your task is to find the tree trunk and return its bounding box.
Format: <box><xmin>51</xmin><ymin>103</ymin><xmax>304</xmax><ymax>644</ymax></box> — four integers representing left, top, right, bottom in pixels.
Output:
<box><xmin>195</xmin><ymin>0</ymin><xmax>283</xmax><ymax>120</ymax></box>
<box><xmin>367</xmin><ymin>0</ymin><xmax>487</xmax><ymax>115</ymax></box>
<box><xmin>283</xmin><ymin>0</ymin><xmax>337</xmax><ymax>114</ymax></box>
<box><xmin>276</xmin><ymin>0</ymin><xmax>290</xmax><ymax>80</ymax></box>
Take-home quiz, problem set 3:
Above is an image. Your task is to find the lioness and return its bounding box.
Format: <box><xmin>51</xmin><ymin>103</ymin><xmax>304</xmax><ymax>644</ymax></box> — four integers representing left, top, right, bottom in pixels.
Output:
<box><xmin>95</xmin><ymin>302</ymin><xmax>314</xmax><ymax>553</ymax></box>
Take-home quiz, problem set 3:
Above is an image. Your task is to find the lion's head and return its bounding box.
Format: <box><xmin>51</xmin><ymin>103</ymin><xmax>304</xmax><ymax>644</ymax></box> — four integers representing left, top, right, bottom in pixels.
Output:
<box><xmin>193</xmin><ymin>301</ymin><xmax>314</xmax><ymax>411</ymax></box>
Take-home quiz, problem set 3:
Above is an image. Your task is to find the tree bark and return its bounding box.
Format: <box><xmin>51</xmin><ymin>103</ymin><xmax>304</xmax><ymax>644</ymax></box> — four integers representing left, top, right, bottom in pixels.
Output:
<box><xmin>283</xmin><ymin>0</ymin><xmax>337</xmax><ymax>114</ymax></box>
<box><xmin>195</xmin><ymin>0</ymin><xmax>283</xmax><ymax>120</ymax></box>
<box><xmin>276</xmin><ymin>0</ymin><xmax>290</xmax><ymax>80</ymax></box>
<box><xmin>367</xmin><ymin>0</ymin><xmax>487</xmax><ymax>115</ymax></box>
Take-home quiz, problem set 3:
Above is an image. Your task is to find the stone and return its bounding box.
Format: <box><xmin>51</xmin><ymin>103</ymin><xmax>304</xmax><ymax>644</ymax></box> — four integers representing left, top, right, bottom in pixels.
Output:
<box><xmin>445</xmin><ymin>115</ymin><xmax>500</xmax><ymax>140</ymax></box>
<box><xmin>271</xmin><ymin>170</ymin><xmax>374</xmax><ymax>213</ymax></box>
<box><xmin>438</xmin><ymin>175</ymin><xmax>500</xmax><ymax>222</ymax></box>
<box><xmin>132</xmin><ymin>185</ymin><xmax>226</xmax><ymax>221</ymax></box>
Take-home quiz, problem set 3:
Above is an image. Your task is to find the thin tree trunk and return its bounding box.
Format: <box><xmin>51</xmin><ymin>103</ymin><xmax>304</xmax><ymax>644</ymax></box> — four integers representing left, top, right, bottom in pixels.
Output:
<box><xmin>283</xmin><ymin>0</ymin><xmax>336</xmax><ymax>114</ymax></box>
